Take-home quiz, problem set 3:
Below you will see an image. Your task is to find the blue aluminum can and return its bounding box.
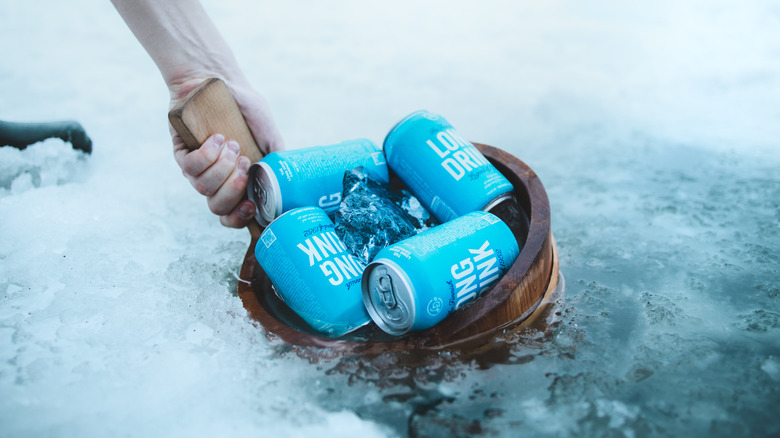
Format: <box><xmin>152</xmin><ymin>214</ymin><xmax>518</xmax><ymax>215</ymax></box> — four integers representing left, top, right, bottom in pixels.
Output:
<box><xmin>361</xmin><ymin>211</ymin><xmax>520</xmax><ymax>335</ymax></box>
<box><xmin>256</xmin><ymin>206</ymin><xmax>370</xmax><ymax>337</ymax></box>
<box><xmin>384</xmin><ymin>110</ymin><xmax>515</xmax><ymax>223</ymax></box>
<box><xmin>247</xmin><ymin>139</ymin><xmax>390</xmax><ymax>226</ymax></box>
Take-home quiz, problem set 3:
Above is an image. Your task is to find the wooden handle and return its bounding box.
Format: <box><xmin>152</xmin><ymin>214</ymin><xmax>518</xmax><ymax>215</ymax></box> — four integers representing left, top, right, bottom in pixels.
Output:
<box><xmin>168</xmin><ymin>77</ymin><xmax>267</xmax><ymax>160</ymax></box>
<box><xmin>168</xmin><ymin>77</ymin><xmax>266</xmax><ymax>238</ymax></box>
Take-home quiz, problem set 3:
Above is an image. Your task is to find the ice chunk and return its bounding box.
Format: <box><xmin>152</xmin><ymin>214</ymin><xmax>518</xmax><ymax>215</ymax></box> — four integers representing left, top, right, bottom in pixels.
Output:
<box><xmin>398</xmin><ymin>192</ymin><xmax>434</xmax><ymax>230</ymax></box>
<box><xmin>335</xmin><ymin>168</ymin><xmax>435</xmax><ymax>265</ymax></box>
<box><xmin>0</xmin><ymin>139</ymin><xmax>90</xmax><ymax>197</ymax></box>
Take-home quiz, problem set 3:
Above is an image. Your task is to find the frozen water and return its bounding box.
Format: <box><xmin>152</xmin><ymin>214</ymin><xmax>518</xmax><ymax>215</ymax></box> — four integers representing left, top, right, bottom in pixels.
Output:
<box><xmin>2</xmin><ymin>0</ymin><xmax>779</xmax><ymax>437</ymax></box>
<box><xmin>397</xmin><ymin>196</ymin><xmax>430</xmax><ymax>230</ymax></box>
<box><xmin>335</xmin><ymin>168</ymin><xmax>433</xmax><ymax>265</ymax></box>
<box><xmin>0</xmin><ymin>139</ymin><xmax>90</xmax><ymax>196</ymax></box>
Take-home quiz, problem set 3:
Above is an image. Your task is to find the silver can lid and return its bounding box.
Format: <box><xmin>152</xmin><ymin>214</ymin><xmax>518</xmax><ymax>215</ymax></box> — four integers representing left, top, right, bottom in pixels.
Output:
<box><xmin>362</xmin><ymin>261</ymin><xmax>415</xmax><ymax>336</ymax></box>
<box><xmin>482</xmin><ymin>192</ymin><xmax>515</xmax><ymax>214</ymax></box>
<box><xmin>247</xmin><ymin>161</ymin><xmax>282</xmax><ymax>226</ymax></box>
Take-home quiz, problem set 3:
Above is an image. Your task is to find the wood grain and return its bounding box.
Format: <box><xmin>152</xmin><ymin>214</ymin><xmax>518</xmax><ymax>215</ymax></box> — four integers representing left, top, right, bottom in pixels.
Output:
<box><xmin>168</xmin><ymin>78</ymin><xmax>266</xmax><ymax>161</ymax></box>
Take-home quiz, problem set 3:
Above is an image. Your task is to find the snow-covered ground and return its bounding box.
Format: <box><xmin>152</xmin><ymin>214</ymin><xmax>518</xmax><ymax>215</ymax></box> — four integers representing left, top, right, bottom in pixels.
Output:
<box><xmin>2</xmin><ymin>1</ymin><xmax>778</xmax><ymax>436</ymax></box>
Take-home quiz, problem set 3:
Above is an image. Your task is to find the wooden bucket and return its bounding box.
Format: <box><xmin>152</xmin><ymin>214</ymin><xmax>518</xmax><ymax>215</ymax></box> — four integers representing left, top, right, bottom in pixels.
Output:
<box><xmin>236</xmin><ymin>143</ymin><xmax>560</xmax><ymax>355</ymax></box>
<box><xmin>170</xmin><ymin>79</ymin><xmax>561</xmax><ymax>356</ymax></box>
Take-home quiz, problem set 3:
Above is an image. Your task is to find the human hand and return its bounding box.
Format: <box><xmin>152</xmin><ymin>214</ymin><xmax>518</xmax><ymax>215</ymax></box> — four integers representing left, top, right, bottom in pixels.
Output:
<box><xmin>170</xmin><ymin>78</ymin><xmax>284</xmax><ymax>228</ymax></box>
<box><xmin>110</xmin><ymin>0</ymin><xmax>284</xmax><ymax>228</ymax></box>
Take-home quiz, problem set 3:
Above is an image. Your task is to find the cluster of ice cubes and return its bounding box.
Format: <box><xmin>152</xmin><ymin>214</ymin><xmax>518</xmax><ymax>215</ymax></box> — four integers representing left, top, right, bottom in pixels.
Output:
<box><xmin>334</xmin><ymin>168</ymin><xmax>436</xmax><ymax>266</ymax></box>
<box><xmin>333</xmin><ymin>165</ymin><xmax>532</xmax><ymax>268</ymax></box>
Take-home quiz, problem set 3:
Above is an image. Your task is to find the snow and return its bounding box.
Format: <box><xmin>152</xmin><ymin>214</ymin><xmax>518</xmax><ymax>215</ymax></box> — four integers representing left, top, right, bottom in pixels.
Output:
<box><xmin>2</xmin><ymin>0</ymin><xmax>779</xmax><ymax>437</ymax></box>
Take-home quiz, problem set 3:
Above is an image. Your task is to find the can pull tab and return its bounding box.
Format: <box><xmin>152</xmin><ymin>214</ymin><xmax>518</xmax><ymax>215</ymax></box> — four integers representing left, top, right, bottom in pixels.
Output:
<box><xmin>257</xmin><ymin>184</ymin><xmax>274</xmax><ymax>218</ymax></box>
<box><xmin>376</xmin><ymin>269</ymin><xmax>397</xmax><ymax>310</ymax></box>
<box><xmin>257</xmin><ymin>184</ymin><xmax>268</xmax><ymax>206</ymax></box>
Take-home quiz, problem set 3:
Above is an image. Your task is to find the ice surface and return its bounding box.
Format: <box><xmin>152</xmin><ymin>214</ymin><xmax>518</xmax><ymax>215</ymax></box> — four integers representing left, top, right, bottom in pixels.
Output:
<box><xmin>335</xmin><ymin>168</ymin><xmax>434</xmax><ymax>265</ymax></box>
<box><xmin>1</xmin><ymin>0</ymin><xmax>779</xmax><ymax>437</ymax></box>
<box><xmin>0</xmin><ymin>139</ymin><xmax>90</xmax><ymax>197</ymax></box>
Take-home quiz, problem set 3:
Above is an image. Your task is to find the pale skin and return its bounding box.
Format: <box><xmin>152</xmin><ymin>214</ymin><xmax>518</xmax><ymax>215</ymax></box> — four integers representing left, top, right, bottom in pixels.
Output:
<box><xmin>111</xmin><ymin>0</ymin><xmax>284</xmax><ymax>228</ymax></box>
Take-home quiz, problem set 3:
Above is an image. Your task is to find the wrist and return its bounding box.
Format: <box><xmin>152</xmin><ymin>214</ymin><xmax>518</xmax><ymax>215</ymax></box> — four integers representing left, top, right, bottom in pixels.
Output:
<box><xmin>166</xmin><ymin>68</ymin><xmax>249</xmax><ymax>102</ymax></box>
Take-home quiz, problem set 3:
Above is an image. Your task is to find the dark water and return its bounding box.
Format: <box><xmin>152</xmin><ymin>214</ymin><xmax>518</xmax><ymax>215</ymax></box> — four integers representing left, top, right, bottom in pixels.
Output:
<box><xmin>295</xmin><ymin>130</ymin><xmax>780</xmax><ymax>437</ymax></box>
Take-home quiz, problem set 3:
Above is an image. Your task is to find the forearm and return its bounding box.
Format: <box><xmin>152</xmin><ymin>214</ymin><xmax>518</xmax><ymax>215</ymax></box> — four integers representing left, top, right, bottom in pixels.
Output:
<box><xmin>110</xmin><ymin>0</ymin><xmax>248</xmax><ymax>97</ymax></box>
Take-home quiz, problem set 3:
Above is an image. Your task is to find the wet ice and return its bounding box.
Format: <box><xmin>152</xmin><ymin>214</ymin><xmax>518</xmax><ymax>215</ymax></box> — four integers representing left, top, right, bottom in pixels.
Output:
<box><xmin>334</xmin><ymin>168</ymin><xmax>435</xmax><ymax>265</ymax></box>
<box><xmin>0</xmin><ymin>139</ymin><xmax>90</xmax><ymax>196</ymax></box>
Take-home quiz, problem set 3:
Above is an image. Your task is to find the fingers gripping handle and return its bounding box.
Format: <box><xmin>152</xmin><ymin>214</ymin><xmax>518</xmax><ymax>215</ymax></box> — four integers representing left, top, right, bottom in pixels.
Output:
<box><xmin>168</xmin><ymin>77</ymin><xmax>265</xmax><ymax>238</ymax></box>
<box><xmin>168</xmin><ymin>77</ymin><xmax>267</xmax><ymax>159</ymax></box>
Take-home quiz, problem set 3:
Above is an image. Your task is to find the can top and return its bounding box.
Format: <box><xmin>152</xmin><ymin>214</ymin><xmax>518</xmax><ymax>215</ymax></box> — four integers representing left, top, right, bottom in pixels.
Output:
<box><xmin>383</xmin><ymin>110</ymin><xmax>436</xmax><ymax>152</ymax></box>
<box><xmin>362</xmin><ymin>260</ymin><xmax>415</xmax><ymax>336</ymax></box>
<box><xmin>247</xmin><ymin>161</ymin><xmax>281</xmax><ymax>226</ymax></box>
<box><xmin>483</xmin><ymin>193</ymin><xmax>515</xmax><ymax>215</ymax></box>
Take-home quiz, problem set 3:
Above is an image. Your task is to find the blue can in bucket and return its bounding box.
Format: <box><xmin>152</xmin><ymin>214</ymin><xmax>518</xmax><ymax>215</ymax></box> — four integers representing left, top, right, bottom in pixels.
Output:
<box><xmin>361</xmin><ymin>211</ymin><xmax>520</xmax><ymax>335</ymax></box>
<box><xmin>256</xmin><ymin>206</ymin><xmax>370</xmax><ymax>337</ymax></box>
<box><xmin>383</xmin><ymin>110</ymin><xmax>515</xmax><ymax>223</ymax></box>
<box><xmin>247</xmin><ymin>139</ymin><xmax>390</xmax><ymax>226</ymax></box>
